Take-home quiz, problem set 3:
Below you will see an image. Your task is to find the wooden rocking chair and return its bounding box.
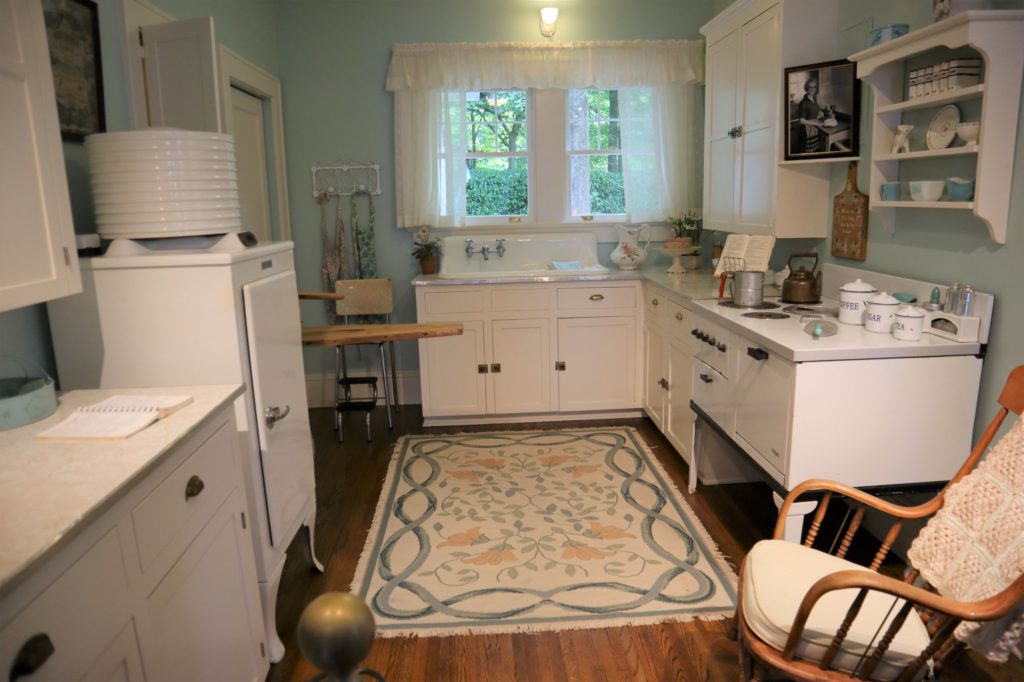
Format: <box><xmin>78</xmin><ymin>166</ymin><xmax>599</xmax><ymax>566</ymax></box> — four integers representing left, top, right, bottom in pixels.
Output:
<box><xmin>734</xmin><ymin>364</ymin><xmax>1024</xmax><ymax>681</ymax></box>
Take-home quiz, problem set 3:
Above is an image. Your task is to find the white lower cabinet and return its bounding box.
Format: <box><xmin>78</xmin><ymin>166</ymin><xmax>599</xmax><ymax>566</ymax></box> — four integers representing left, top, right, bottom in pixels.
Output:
<box><xmin>643</xmin><ymin>322</ymin><xmax>668</xmax><ymax>428</ymax></box>
<box><xmin>0</xmin><ymin>406</ymin><xmax>266</xmax><ymax>682</ymax></box>
<box><xmin>642</xmin><ymin>289</ymin><xmax>696</xmax><ymax>466</ymax></box>
<box><xmin>416</xmin><ymin>282</ymin><xmax>641</xmax><ymax>422</ymax></box>
<box><xmin>665</xmin><ymin>337</ymin><xmax>695</xmax><ymax>455</ymax></box>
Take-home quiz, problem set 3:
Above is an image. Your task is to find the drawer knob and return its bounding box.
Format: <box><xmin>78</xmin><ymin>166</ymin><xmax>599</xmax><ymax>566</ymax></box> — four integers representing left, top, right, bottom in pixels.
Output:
<box><xmin>264</xmin><ymin>404</ymin><xmax>291</xmax><ymax>429</ymax></box>
<box><xmin>699</xmin><ymin>373</ymin><xmax>713</xmax><ymax>384</ymax></box>
<box><xmin>185</xmin><ymin>475</ymin><xmax>206</xmax><ymax>501</ymax></box>
<box><xmin>659</xmin><ymin>378</ymin><xmax>669</xmax><ymax>390</ymax></box>
<box><xmin>651</xmin><ymin>298</ymin><xmax>659</xmax><ymax>306</ymax></box>
<box><xmin>675</xmin><ymin>312</ymin><xmax>684</xmax><ymax>321</ymax></box>
<box><xmin>589</xmin><ymin>293</ymin><xmax>605</xmax><ymax>301</ymax></box>
<box><xmin>10</xmin><ymin>633</ymin><xmax>55</xmax><ymax>680</ymax></box>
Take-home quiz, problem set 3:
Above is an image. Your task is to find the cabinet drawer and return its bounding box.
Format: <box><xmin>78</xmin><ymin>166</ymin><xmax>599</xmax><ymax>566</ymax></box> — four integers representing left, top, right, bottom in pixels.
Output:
<box><xmin>491</xmin><ymin>288</ymin><xmax>552</xmax><ymax>313</ymax></box>
<box><xmin>0</xmin><ymin>530</ymin><xmax>131</xmax><ymax>682</ymax></box>
<box><xmin>422</xmin><ymin>289</ymin><xmax>485</xmax><ymax>316</ymax></box>
<box><xmin>558</xmin><ymin>286</ymin><xmax>636</xmax><ymax>311</ymax></box>
<box><xmin>644</xmin><ymin>290</ymin><xmax>669</xmax><ymax>324</ymax></box>
<box><xmin>131</xmin><ymin>423</ymin><xmax>236</xmax><ymax>576</ymax></box>
<box><xmin>666</xmin><ymin>301</ymin><xmax>696</xmax><ymax>349</ymax></box>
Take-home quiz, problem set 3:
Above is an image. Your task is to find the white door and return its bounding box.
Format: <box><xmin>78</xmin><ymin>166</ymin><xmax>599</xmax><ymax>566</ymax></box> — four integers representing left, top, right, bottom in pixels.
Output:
<box><xmin>557</xmin><ymin>316</ymin><xmax>636</xmax><ymax>412</ymax></box>
<box><xmin>141</xmin><ymin>17</ymin><xmax>222</xmax><ymax>132</ymax></box>
<box><xmin>421</xmin><ymin>320</ymin><xmax>488</xmax><ymax>416</ymax></box>
<box><xmin>735</xmin><ymin>6</ymin><xmax>780</xmax><ymax>234</ymax></box>
<box><xmin>242</xmin><ymin>271</ymin><xmax>315</xmax><ymax>546</ymax></box>
<box><xmin>665</xmin><ymin>339</ymin><xmax>694</xmax><ymax>462</ymax></box>
<box><xmin>0</xmin><ymin>0</ymin><xmax>79</xmax><ymax>312</ymax></box>
<box><xmin>643</xmin><ymin>323</ymin><xmax>666</xmax><ymax>427</ymax></box>
<box><xmin>491</xmin><ymin>318</ymin><xmax>550</xmax><ymax>414</ymax></box>
<box><xmin>702</xmin><ymin>30</ymin><xmax>740</xmax><ymax>231</ymax></box>
<box><xmin>230</xmin><ymin>86</ymin><xmax>272</xmax><ymax>244</ymax></box>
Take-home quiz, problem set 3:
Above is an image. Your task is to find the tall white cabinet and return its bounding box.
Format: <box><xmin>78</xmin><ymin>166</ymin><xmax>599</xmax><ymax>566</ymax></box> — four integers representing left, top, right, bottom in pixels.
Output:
<box><xmin>0</xmin><ymin>0</ymin><xmax>79</xmax><ymax>313</ymax></box>
<box><xmin>47</xmin><ymin>242</ymin><xmax>319</xmax><ymax>663</ymax></box>
<box><xmin>701</xmin><ymin>0</ymin><xmax>839</xmax><ymax>238</ymax></box>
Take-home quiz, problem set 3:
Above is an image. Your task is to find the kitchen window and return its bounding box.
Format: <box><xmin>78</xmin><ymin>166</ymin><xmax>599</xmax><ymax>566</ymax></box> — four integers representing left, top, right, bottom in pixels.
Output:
<box><xmin>388</xmin><ymin>40</ymin><xmax>704</xmax><ymax>232</ymax></box>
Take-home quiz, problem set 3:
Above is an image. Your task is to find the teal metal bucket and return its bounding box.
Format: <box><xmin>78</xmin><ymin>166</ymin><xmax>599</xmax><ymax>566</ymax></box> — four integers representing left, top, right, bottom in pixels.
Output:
<box><xmin>0</xmin><ymin>356</ymin><xmax>58</xmax><ymax>431</ymax></box>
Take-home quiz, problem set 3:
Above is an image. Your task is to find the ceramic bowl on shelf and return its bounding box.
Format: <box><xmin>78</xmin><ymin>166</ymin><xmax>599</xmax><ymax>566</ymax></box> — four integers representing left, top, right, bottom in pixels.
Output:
<box><xmin>909</xmin><ymin>180</ymin><xmax>945</xmax><ymax>202</ymax></box>
<box><xmin>946</xmin><ymin>177</ymin><xmax>976</xmax><ymax>201</ymax></box>
<box><xmin>956</xmin><ymin>122</ymin><xmax>980</xmax><ymax>144</ymax></box>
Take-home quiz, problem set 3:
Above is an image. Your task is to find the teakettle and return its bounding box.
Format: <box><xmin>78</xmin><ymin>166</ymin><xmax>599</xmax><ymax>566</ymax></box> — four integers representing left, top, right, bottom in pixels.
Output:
<box><xmin>609</xmin><ymin>224</ymin><xmax>650</xmax><ymax>271</ymax></box>
<box><xmin>781</xmin><ymin>252</ymin><xmax>822</xmax><ymax>303</ymax></box>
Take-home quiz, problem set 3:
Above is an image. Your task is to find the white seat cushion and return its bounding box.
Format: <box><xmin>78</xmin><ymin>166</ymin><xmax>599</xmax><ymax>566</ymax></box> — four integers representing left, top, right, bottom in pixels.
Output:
<box><xmin>743</xmin><ymin>540</ymin><xmax>932</xmax><ymax>681</ymax></box>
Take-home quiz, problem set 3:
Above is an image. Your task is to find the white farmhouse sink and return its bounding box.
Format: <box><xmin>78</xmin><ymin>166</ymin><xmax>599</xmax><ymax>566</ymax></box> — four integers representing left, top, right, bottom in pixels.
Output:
<box><xmin>436</xmin><ymin>232</ymin><xmax>609</xmax><ymax>279</ymax></box>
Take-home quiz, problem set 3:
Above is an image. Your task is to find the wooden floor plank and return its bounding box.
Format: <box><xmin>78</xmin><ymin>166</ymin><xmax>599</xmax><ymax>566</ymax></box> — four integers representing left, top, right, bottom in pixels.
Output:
<box><xmin>265</xmin><ymin>406</ymin><xmax>1023</xmax><ymax>681</ymax></box>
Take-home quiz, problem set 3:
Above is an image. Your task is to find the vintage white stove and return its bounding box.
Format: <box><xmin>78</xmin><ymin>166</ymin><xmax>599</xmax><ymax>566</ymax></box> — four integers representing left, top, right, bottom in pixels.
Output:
<box><xmin>686</xmin><ymin>264</ymin><xmax>989</xmax><ymax>540</ymax></box>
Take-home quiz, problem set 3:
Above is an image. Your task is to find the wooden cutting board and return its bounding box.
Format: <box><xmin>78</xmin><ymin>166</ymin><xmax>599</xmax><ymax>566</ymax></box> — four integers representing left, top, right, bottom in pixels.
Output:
<box><xmin>832</xmin><ymin>161</ymin><xmax>868</xmax><ymax>261</ymax></box>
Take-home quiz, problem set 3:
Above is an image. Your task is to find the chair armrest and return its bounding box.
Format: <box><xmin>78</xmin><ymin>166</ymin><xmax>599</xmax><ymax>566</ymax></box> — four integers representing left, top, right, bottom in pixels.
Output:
<box><xmin>773</xmin><ymin>479</ymin><xmax>943</xmax><ymax>540</ymax></box>
<box><xmin>298</xmin><ymin>291</ymin><xmax>346</xmax><ymax>301</ymax></box>
<box><xmin>784</xmin><ymin>568</ymin><xmax>1024</xmax><ymax>659</ymax></box>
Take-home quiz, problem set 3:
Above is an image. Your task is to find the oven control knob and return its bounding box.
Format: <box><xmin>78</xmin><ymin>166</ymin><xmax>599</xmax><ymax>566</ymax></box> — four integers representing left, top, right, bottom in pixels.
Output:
<box><xmin>691</xmin><ymin>329</ymin><xmax>699</xmax><ymax>337</ymax></box>
<box><xmin>716</xmin><ymin>342</ymin><xmax>726</xmax><ymax>352</ymax></box>
<box><xmin>707</xmin><ymin>336</ymin><xmax>716</xmax><ymax>346</ymax></box>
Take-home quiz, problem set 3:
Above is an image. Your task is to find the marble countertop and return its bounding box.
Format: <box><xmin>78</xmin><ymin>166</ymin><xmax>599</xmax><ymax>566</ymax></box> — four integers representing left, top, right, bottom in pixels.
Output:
<box><xmin>0</xmin><ymin>384</ymin><xmax>244</xmax><ymax>595</ymax></box>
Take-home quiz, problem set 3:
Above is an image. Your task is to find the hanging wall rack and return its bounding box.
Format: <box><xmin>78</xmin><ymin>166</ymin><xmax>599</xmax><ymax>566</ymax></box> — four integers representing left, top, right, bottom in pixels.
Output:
<box><xmin>311</xmin><ymin>161</ymin><xmax>382</xmax><ymax>198</ymax></box>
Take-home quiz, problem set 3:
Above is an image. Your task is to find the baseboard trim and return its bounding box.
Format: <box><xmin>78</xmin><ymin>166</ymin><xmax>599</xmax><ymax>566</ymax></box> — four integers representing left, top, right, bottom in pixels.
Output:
<box><xmin>422</xmin><ymin>409</ymin><xmax>643</xmax><ymax>427</ymax></box>
<box><xmin>306</xmin><ymin>370</ymin><xmax>421</xmax><ymax>408</ymax></box>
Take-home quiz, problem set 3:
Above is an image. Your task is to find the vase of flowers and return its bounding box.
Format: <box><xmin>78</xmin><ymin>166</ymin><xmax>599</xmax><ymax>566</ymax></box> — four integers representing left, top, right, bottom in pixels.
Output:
<box><xmin>412</xmin><ymin>227</ymin><xmax>441</xmax><ymax>275</ymax></box>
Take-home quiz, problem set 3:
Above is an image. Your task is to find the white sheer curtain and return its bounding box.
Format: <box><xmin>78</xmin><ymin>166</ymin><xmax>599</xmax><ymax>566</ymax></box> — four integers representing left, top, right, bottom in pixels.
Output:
<box><xmin>387</xmin><ymin>40</ymin><xmax>704</xmax><ymax>229</ymax></box>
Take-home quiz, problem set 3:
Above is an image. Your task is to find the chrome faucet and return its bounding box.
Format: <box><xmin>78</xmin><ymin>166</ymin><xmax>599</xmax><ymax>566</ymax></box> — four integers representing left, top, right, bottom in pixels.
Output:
<box><xmin>495</xmin><ymin>238</ymin><xmax>506</xmax><ymax>258</ymax></box>
<box><xmin>479</xmin><ymin>245</ymin><xmax>490</xmax><ymax>260</ymax></box>
<box><xmin>464</xmin><ymin>239</ymin><xmax>475</xmax><ymax>256</ymax></box>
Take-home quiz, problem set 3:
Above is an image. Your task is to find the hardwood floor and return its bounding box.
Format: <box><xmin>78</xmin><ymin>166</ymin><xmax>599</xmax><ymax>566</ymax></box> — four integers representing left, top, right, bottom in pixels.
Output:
<box><xmin>266</xmin><ymin>406</ymin><xmax>1019</xmax><ymax>681</ymax></box>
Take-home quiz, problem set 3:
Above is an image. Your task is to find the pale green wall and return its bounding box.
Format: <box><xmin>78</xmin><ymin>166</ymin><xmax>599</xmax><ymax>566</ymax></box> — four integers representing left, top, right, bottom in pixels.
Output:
<box><xmin>272</xmin><ymin>0</ymin><xmax>717</xmax><ymax>373</ymax></box>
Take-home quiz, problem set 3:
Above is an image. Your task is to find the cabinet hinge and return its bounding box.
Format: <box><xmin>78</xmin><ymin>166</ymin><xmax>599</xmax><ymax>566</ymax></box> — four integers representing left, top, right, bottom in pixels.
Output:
<box><xmin>260</xmin><ymin>642</ymin><xmax>266</xmax><ymax>658</ymax></box>
<box><xmin>241</xmin><ymin>512</ymin><xmax>247</xmax><ymax>529</ymax></box>
<box><xmin>477</xmin><ymin>364</ymin><xmax>489</xmax><ymax>374</ymax></box>
<box><xmin>555</xmin><ymin>361</ymin><xmax>566</xmax><ymax>371</ymax></box>
<box><xmin>63</xmin><ymin>247</ymin><xmax>71</xmax><ymax>267</ymax></box>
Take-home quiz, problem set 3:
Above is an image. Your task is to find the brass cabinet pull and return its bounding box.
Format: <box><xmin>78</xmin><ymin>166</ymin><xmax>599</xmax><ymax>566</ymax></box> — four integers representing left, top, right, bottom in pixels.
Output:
<box><xmin>10</xmin><ymin>634</ymin><xmax>55</xmax><ymax>680</ymax></box>
<box><xmin>185</xmin><ymin>475</ymin><xmax>205</xmax><ymax>501</ymax></box>
<box><xmin>651</xmin><ymin>298</ymin><xmax>659</xmax><ymax>306</ymax></box>
<box><xmin>478</xmin><ymin>364</ymin><xmax>489</xmax><ymax>374</ymax></box>
<box><xmin>589</xmin><ymin>293</ymin><xmax>604</xmax><ymax>301</ymax></box>
<box><xmin>490</xmin><ymin>363</ymin><xmax>501</xmax><ymax>373</ymax></box>
<box><xmin>675</xmin><ymin>312</ymin><xmax>684</xmax><ymax>321</ymax></box>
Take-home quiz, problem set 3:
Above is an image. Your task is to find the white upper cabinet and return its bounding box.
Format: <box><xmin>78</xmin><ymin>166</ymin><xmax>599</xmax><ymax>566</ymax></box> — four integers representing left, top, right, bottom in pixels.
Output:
<box><xmin>700</xmin><ymin>0</ymin><xmax>839</xmax><ymax>238</ymax></box>
<box><xmin>141</xmin><ymin>17</ymin><xmax>222</xmax><ymax>132</ymax></box>
<box><xmin>0</xmin><ymin>0</ymin><xmax>80</xmax><ymax>312</ymax></box>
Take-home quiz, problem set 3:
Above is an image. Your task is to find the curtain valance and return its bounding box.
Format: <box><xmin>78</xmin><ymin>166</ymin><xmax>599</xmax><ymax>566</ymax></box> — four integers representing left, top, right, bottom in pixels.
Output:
<box><xmin>385</xmin><ymin>39</ymin><xmax>704</xmax><ymax>92</ymax></box>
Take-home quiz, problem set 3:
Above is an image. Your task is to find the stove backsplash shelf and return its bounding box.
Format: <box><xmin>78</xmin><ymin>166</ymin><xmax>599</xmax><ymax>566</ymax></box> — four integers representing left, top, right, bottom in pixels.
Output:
<box><xmin>823</xmin><ymin>263</ymin><xmax>993</xmax><ymax>344</ymax></box>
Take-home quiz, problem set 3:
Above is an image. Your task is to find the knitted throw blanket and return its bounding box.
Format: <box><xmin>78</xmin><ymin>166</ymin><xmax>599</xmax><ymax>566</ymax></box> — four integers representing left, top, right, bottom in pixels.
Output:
<box><xmin>908</xmin><ymin>416</ymin><xmax>1024</xmax><ymax>662</ymax></box>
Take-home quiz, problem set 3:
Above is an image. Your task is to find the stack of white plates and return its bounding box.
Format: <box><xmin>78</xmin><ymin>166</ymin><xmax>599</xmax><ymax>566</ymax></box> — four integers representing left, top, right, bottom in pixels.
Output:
<box><xmin>85</xmin><ymin>129</ymin><xmax>242</xmax><ymax>239</ymax></box>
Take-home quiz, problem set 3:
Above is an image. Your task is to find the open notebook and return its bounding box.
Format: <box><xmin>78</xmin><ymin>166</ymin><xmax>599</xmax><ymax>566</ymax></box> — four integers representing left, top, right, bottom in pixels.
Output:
<box><xmin>36</xmin><ymin>395</ymin><xmax>193</xmax><ymax>440</ymax></box>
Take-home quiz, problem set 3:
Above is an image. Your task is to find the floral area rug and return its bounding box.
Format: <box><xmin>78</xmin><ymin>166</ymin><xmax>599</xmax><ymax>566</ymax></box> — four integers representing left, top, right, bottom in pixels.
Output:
<box><xmin>351</xmin><ymin>428</ymin><xmax>737</xmax><ymax>637</ymax></box>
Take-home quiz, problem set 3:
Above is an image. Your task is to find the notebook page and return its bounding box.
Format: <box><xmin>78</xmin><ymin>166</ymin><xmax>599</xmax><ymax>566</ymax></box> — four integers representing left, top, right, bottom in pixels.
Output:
<box><xmin>36</xmin><ymin>409</ymin><xmax>159</xmax><ymax>440</ymax></box>
<box><xmin>84</xmin><ymin>395</ymin><xmax>193</xmax><ymax>418</ymax></box>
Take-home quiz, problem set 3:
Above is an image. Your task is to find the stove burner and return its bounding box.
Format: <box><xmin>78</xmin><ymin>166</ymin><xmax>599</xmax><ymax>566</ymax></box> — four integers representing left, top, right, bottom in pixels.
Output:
<box><xmin>741</xmin><ymin>312</ymin><xmax>791</xmax><ymax>320</ymax></box>
<box><xmin>717</xmin><ymin>301</ymin><xmax>781</xmax><ymax>310</ymax></box>
<box><xmin>782</xmin><ymin>304</ymin><xmax>838</xmax><ymax>316</ymax></box>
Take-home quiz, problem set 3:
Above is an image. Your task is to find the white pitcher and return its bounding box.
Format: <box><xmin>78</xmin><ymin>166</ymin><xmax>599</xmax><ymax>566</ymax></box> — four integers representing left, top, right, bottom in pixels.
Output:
<box><xmin>609</xmin><ymin>224</ymin><xmax>650</xmax><ymax>271</ymax></box>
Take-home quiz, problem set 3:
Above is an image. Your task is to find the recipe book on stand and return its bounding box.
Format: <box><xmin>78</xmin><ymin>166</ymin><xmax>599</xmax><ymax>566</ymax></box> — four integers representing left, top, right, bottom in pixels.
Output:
<box><xmin>713</xmin><ymin>234</ymin><xmax>776</xmax><ymax>277</ymax></box>
<box><xmin>36</xmin><ymin>395</ymin><xmax>193</xmax><ymax>440</ymax></box>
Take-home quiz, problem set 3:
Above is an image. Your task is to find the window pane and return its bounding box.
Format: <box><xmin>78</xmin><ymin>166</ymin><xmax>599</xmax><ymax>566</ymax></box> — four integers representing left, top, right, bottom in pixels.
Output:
<box><xmin>466</xmin><ymin>157</ymin><xmax>528</xmax><ymax>217</ymax></box>
<box><xmin>466</xmin><ymin>90</ymin><xmax>528</xmax><ymax>153</ymax></box>
<box><xmin>570</xmin><ymin>154</ymin><xmax>624</xmax><ymax>215</ymax></box>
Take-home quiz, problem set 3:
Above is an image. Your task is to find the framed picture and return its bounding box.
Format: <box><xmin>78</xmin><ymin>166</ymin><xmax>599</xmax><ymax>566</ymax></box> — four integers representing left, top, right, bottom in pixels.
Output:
<box><xmin>42</xmin><ymin>0</ymin><xmax>105</xmax><ymax>141</ymax></box>
<box><xmin>784</xmin><ymin>59</ymin><xmax>859</xmax><ymax>161</ymax></box>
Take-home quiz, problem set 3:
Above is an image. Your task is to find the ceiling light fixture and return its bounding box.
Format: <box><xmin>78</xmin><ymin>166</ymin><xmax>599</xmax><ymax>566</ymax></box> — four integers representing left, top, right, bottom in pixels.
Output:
<box><xmin>539</xmin><ymin>7</ymin><xmax>559</xmax><ymax>38</ymax></box>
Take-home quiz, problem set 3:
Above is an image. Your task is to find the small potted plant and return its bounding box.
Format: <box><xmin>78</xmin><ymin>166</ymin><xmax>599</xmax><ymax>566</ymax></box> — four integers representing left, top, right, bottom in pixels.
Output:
<box><xmin>667</xmin><ymin>211</ymin><xmax>703</xmax><ymax>251</ymax></box>
<box><xmin>412</xmin><ymin>226</ymin><xmax>441</xmax><ymax>275</ymax></box>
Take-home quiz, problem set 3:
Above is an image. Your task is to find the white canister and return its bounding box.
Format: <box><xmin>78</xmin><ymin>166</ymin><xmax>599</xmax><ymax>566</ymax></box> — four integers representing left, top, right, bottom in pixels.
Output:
<box><xmin>838</xmin><ymin>278</ymin><xmax>877</xmax><ymax>325</ymax></box>
<box><xmin>864</xmin><ymin>291</ymin><xmax>900</xmax><ymax>333</ymax></box>
<box><xmin>893</xmin><ymin>305</ymin><xmax>926</xmax><ymax>341</ymax></box>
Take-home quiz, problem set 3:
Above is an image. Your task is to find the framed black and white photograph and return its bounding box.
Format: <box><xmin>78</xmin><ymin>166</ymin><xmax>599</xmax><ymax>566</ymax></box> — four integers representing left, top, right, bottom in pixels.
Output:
<box><xmin>784</xmin><ymin>59</ymin><xmax>859</xmax><ymax>161</ymax></box>
<box><xmin>42</xmin><ymin>0</ymin><xmax>106</xmax><ymax>141</ymax></box>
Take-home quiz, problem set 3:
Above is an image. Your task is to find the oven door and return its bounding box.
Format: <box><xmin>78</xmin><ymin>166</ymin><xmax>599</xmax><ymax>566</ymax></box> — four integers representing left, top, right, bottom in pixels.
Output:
<box><xmin>733</xmin><ymin>344</ymin><xmax>794</xmax><ymax>482</ymax></box>
<box><xmin>692</xmin><ymin>357</ymin><xmax>734</xmax><ymax>434</ymax></box>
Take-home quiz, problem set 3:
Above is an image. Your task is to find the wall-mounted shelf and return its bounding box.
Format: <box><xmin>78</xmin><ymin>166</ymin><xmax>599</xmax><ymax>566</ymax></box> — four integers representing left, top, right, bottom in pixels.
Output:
<box><xmin>778</xmin><ymin>156</ymin><xmax>860</xmax><ymax>166</ymax></box>
<box><xmin>874</xmin><ymin>146</ymin><xmax>978</xmax><ymax>162</ymax></box>
<box><xmin>310</xmin><ymin>161</ymin><xmax>382</xmax><ymax>198</ymax></box>
<box><xmin>850</xmin><ymin>10</ymin><xmax>1024</xmax><ymax>244</ymax></box>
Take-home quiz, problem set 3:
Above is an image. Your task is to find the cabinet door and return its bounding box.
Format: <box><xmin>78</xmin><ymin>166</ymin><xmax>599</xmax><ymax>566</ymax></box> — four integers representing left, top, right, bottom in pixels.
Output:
<box><xmin>420</xmin><ymin>319</ymin><xmax>488</xmax><ymax>416</ymax></box>
<box><xmin>703</xmin><ymin>30</ymin><xmax>740</xmax><ymax>230</ymax></box>
<box><xmin>143</xmin><ymin>490</ymin><xmax>264</xmax><ymax>682</ymax></box>
<box><xmin>665</xmin><ymin>339</ymin><xmax>694</xmax><ymax>463</ymax></box>
<box><xmin>557</xmin><ymin>317</ymin><xmax>636</xmax><ymax>411</ymax></box>
<box><xmin>491</xmin><ymin>318</ymin><xmax>551</xmax><ymax>414</ymax></box>
<box><xmin>82</xmin><ymin>623</ymin><xmax>146</xmax><ymax>682</ymax></box>
<box><xmin>643</xmin><ymin>323</ymin><xmax>666</xmax><ymax>427</ymax></box>
<box><xmin>141</xmin><ymin>18</ymin><xmax>223</xmax><ymax>132</ymax></box>
<box><xmin>242</xmin><ymin>271</ymin><xmax>315</xmax><ymax>547</ymax></box>
<box><xmin>0</xmin><ymin>0</ymin><xmax>79</xmax><ymax>312</ymax></box>
<box><xmin>735</xmin><ymin>6</ymin><xmax>781</xmax><ymax>234</ymax></box>
<box><xmin>733</xmin><ymin>344</ymin><xmax>793</xmax><ymax>477</ymax></box>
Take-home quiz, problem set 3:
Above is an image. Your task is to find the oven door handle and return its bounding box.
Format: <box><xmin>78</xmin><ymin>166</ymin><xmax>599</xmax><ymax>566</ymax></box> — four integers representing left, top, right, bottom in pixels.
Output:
<box><xmin>747</xmin><ymin>347</ymin><xmax>769</xmax><ymax>362</ymax></box>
